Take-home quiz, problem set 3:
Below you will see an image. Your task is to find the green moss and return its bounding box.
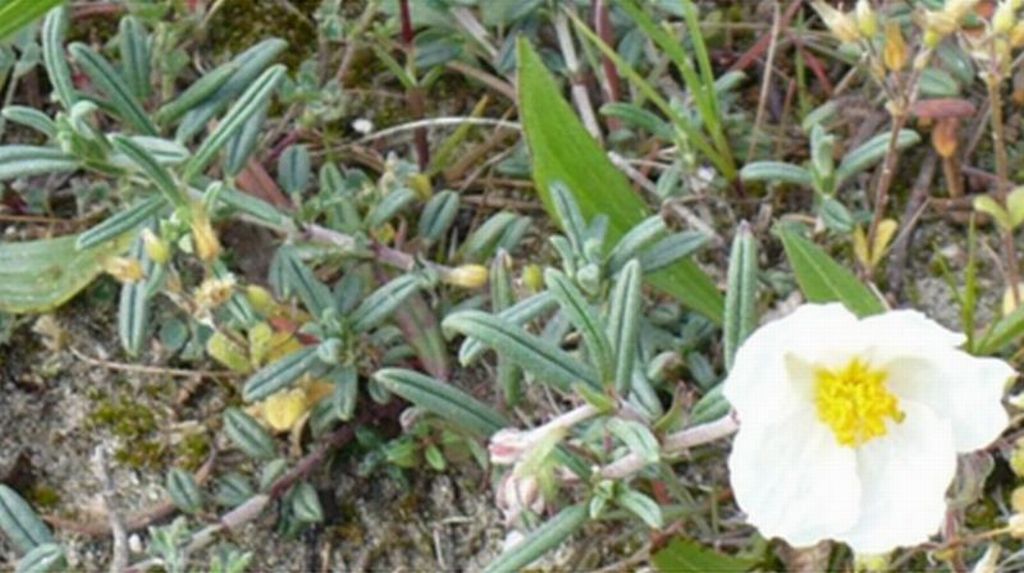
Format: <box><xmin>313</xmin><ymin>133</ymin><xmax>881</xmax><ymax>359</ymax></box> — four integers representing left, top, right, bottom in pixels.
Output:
<box><xmin>204</xmin><ymin>0</ymin><xmax>320</xmax><ymax>71</ymax></box>
<box><xmin>29</xmin><ymin>485</ymin><xmax>61</xmax><ymax>509</ymax></box>
<box><xmin>113</xmin><ymin>440</ymin><xmax>165</xmax><ymax>470</ymax></box>
<box><xmin>88</xmin><ymin>397</ymin><xmax>157</xmax><ymax>438</ymax></box>
<box><xmin>176</xmin><ymin>432</ymin><xmax>212</xmax><ymax>471</ymax></box>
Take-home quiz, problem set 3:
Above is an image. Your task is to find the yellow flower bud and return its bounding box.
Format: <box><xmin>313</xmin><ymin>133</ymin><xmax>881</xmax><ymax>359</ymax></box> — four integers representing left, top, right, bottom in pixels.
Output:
<box><xmin>924</xmin><ymin>10</ymin><xmax>959</xmax><ymax>39</ymax></box>
<box><xmin>995</xmin><ymin>0</ymin><xmax>1017</xmax><ymax>35</ymax></box>
<box><xmin>522</xmin><ymin>264</ymin><xmax>543</xmax><ymax>293</ymax></box>
<box><xmin>883</xmin><ymin>21</ymin><xmax>908</xmax><ymax>72</ymax></box>
<box><xmin>407</xmin><ymin>173</ymin><xmax>432</xmax><ymax>201</ymax></box>
<box><xmin>943</xmin><ymin>0</ymin><xmax>980</xmax><ymax>21</ymax></box>
<box><xmin>190</xmin><ymin>204</ymin><xmax>221</xmax><ymax>262</ymax></box>
<box><xmin>1012</xmin><ymin>486</ymin><xmax>1024</xmax><ymax>513</ymax></box>
<box><xmin>245</xmin><ymin>285</ymin><xmax>276</xmax><ymax>315</ymax></box>
<box><xmin>194</xmin><ymin>276</ymin><xmax>236</xmax><ymax>311</ymax></box>
<box><xmin>103</xmin><ymin>256</ymin><xmax>144</xmax><ymax>283</ymax></box>
<box><xmin>811</xmin><ymin>1</ymin><xmax>860</xmax><ymax>43</ymax></box>
<box><xmin>445</xmin><ymin>264</ymin><xmax>489</xmax><ymax>289</ymax></box>
<box><xmin>1010</xmin><ymin>514</ymin><xmax>1024</xmax><ymax>538</ymax></box>
<box><xmin>855</xmin><ymin>0</ymin><xmax>877</xmax><ymax>38</ymax></box>
<box><xmin>140</xmin><ymin>228</ymin><xmax>170</xmax><ymax>264</ymax></box>
<box><xmin>1002</xmin><ymin>283</ymin><xmax>1024</xmax><ymax>316</ymax></box>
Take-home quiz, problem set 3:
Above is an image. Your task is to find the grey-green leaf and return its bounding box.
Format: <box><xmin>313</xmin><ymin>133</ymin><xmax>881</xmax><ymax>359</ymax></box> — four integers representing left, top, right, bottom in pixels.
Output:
<box><xmin>723</xmin><ymin>223</ymin><xmax>758</xmax><ymax>371</ymax></box>
<box><xmin>68</xmin><ymin>42</ymin><xmax>158</xmax><ymax>135</ymax></box>
<box><xmin>166</xmin><ymin>468</ymin><xmax>202</xmax><ymax>515</ymax></box>
<box><xmin>0</xmin><ymin>485</ymin><xmax>53</xmax><ymax>554</ymax></box>
<box><xmin>444</xmin><ymin>310</ymin><xmax>599</xmax><ymax>392</ymax></box>
<box><xmin>373</xmin><ymin>368</ymin><xmax>508</xmax><ymax>437</ymax></box>
<box><xmin>242</xmin><ymin>346</ymin><xmax>321</xmax><ymax>401</ymax></box>
<box><xmin>607</xmin><ymin>260</ymin><xmax>642</xmax><ymax>394</ymax></box>
<box><xmin>223</xmin><ymin>408</ymin><xmax>278</xmax><ymax>460</ymax></box>
<box><xmin>483</xmin><ymin>504</ymin><xmax>588</xmax><ymax>573</ymax></box>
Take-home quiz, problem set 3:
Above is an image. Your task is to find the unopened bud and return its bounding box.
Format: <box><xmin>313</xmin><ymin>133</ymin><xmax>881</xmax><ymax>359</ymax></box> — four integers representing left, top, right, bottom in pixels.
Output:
<box><xmin>812</xmin><ymin>1</ymin><xmax>861</xmax><ymax>43</ymax></box>
<box><xmin>931</xmin><ymin>118</ymin><xmax>960</xmax><ymax>159</ymax></box>
<box><xmin>1012</xmin><ymin>486</ymin><xmax>1024</xmax><ymax>513</ymax></box>
<box><xmin>190</xmin><ymin>204</ymin><xmax>221</xmax><ymax>262</ymax></box>
<box><xmin>245</xmin><ymin>285</ymin><xmax>275</xmax><ymax>315</ymax></box>
<box><xmin>140</xmin><ymin>228</ymin><xmax>170</xmax><ymax>264</ymax></box>
<box><xmin>407</xmin><ymin>174</ymin><xmax>432</xmax><ymax>200</ymax></box>
<box><xmin>522</xmin><ymin>264</ymin><xmax>543</xmax><ymax>292</ymax></box>
<box><xmin>104</xmin><ymin>256</ymin><xmax>144</xmax><ymax>283</ymax></box>
<box><xmin>883</xmin><ymin>22</ymin><xmax>908</xmax><ymax>72</ymax></box>
<box><xmin>1009</xmin><ymin>514</ymin><xmax>1024</xmax><ymax>538</ymax></box>
<box><xmin>855</xmin><ymin>0</ymin><xmax>877</xmax><ymax>37</ymax></box>
<box><xmin>495</xmin><ymin>472</ymin><xmax>544</xmax><ymax>525</ymax></box>
<box><xmin>444</xmin><ymin>264</ymin><xmax>488</xmax><ymax>289</ymax></box>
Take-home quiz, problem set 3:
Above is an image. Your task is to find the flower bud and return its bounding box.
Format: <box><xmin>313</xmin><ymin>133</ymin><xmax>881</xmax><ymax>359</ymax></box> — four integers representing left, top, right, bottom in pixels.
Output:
<box><xmin>1012</xmin><ymin>21</ymin><xmax>1024</xmax><ymax>47</ymax></box>
<box><xmin>140</xmin><ymin>228</ymin><xmax>170</xmax><ymax>264</ymax></box>
<box><xmin>495</xmin><ymin>471</ymin><xmax>544</xmax><ymax>525</ymax></box>
<box><xmin>1003</xmin><ymin>283</ymin><xmax>1024</xmax><ymax>315</ymax></box>
<box><xmin>489</xmin><ymin>428</ymin><xmax>532</xmax><ymax>466</ymax></box>
<box><xmin>103</xmin><ymin>256</ymin><xmax>144</xmax><ymax>283</ymax></box>
<box><xmin>883</xmin><ymin>22</ymin><xmax>908</xmax><ymax>72</ymax></box>
<box><xmin>1010</xmin><ymin>438</ymin><xmax>1024</xmax><ymax>476</ymax></box>
<box><xmin>855</xmin><ymin>0</ymin><xmax>878</xmax><ymax>37</ymax></box>
<box><xmin>521</xmin><ymin>264</ymin><xmax>543</xmax><ymax>292</ymax></box>
<box><xmin>444</xmin><ymin>264</ymin><xmax>489</xmax><ymax>289</ymax></box>
<box><xmin>407</xmin><ymin>173</ymin><xmax>432</xmax><ymax>200</ymax></box>
<box><xmin>1012</xmin><ymin>486</ymin><xmax>1024</xmax><ymax>513</ymax></box>
<box><xmin>245</xmin><ymin>285</ymin><xmax>276</xmax><ymax>315</ymax></box>
<box><xmin>812</xmin><ymin>1</ymin><xmax>860</xmax><ymax>43</ymax></box>
<box><xmin>931</xmin><ymin>118</ymin><xmax>960</xmax><ymax>159</ymax></box>
<box><xmin>1009</xmin><ymin>514</ymin><xmax>1024</xmax><ymax>538</ymax></box>
<box><xmin>189</xmin><ymin>203</ymin><xmax>221</xmax><ymax>262</ymax></box>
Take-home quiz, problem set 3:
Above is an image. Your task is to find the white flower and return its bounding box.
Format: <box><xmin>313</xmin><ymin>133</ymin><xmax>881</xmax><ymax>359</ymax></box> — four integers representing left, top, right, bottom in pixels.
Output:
<box><xmin>724</xmin><ymin>303</ymin><xmax>1014</xmax><ymax>554</ymax></box>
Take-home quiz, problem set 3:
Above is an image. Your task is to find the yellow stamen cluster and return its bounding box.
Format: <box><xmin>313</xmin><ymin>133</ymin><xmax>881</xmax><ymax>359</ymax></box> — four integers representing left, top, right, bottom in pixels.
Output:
<box><xmin>815</xmin><ymin>358</ymin><xmax>904</xmax><ymax>447</ymax></box>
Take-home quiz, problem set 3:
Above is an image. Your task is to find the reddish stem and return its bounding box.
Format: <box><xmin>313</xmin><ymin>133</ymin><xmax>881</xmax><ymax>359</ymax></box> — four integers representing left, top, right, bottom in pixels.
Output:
<box><xmin>399</xmin><ymin>0</ymin><xmax>430</xmax><ymax>171</ymax></box>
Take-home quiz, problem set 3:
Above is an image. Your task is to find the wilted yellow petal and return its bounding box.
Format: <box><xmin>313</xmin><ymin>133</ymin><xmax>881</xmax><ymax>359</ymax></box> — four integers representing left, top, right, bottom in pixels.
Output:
<box><xmin>882</xmin><ymin>22</ymin><xmax>907</xmax><ymax>72</ymax></box>
<box><xmin>262</xmin><ymin>388</ymin><xmax>309</xmax><ymax>433</ymax></box>
<box><xmin>103</xmin><ymin>256</ymin><xmax>145</xmax><ymax>283</ymax></box>
<box><xmin>870</xmin><ymin>219</ymin><xmax>899</xmax><ymax>266</ymax></box>
<box><xmin>1002</xmin><ymin>283</ymin><xmax>1024</xmax><ymax>316</ymax></box>
<box><xmin>445</xmin><ymin>264</ymin><xmax>489</xmax><ymax>289</ymax></box>
<box><xmin>190</xmin><ymin>203</ymin><xmax>221</xmax><ymax>262</ymax></box>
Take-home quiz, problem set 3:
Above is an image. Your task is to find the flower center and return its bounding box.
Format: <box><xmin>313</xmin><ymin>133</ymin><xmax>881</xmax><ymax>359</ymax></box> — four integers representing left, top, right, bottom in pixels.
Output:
<box><xmin>814</xmin><ymin>358</ymin><xmax>904</xmax><ymax>447</ymax></box>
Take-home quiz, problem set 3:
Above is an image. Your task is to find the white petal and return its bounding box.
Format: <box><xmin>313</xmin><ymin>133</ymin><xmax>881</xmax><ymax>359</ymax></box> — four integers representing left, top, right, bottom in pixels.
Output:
<box><xmin>859</xmin><ymin>309</ymin><xmax>966</xmax><ymax>356</ymax></box>
<box><xmin>724</xmin><ymin>303</ymin><xmax>859</xmax><ymax>425</ymax></box>
<box><xmin>728</xmin><ymin>408</ymin><xmax>860</xmax><ymax>547</ymax></box>
<box><xmin>887</xmin><ymin>352</ymin><xmax>1013</xmax><ymax>452</ymax></box>
<box><xmin>837</xmin><ymin>401</ymin><xmax>957</xmax><ymax>554</ymax></box>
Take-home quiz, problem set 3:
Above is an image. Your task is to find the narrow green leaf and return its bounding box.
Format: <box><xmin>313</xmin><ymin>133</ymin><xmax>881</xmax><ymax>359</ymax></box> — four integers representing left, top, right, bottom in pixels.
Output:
<box><xmin>617</xmin><ymin>489</ymin><xmax>663</xmax><ymax>529</ymax></box>
<box><xmin>118</xmin><ymin>229</ymin><xmax>155</xmax><ymax>356</ymax></box>
<box><xmin>739</xmin><ymin>161</ymin><xmax>813</xmax><ymax>187</ymax></box>
<box><xmin>458</xmin><ymin>291</ymin><xmax>557</xmax><ymax>365</ymax></box>
<box><xmin>491</xmin><ymin>252</ymin><xmax>522</xmax><ymax>406</ymax></box>
<box><xmin>183</xmin><ymin>65</ymin><xmax>286</xmax><ymax>181</ymax></box>
<box><xmin>652</xmin><ymin>538</ymin><xmax>754</xmax><ymax>573</ymax></box>
<box><xmin>418</xmin><ymin>190</ymin><xmax>460</xmax><ymax>242</ymax></box>
<box><xmin>607</xmin><ymin>260</ymin><xmax>642</xmax><ymax>394</ymax></box>
<box><xmin>835</xmin><ymin>129</ymin><xmax>920</xmax><ymax>185</ymax></box>
<box><xmin>606</xmin><ymin>216</ymin><xmax>667</xmax><ymax>273</ymax></box>
<box><xmin>545</xmin><ymin>269</ymin><xmax>613</xmax><ymax>384</ymax></box>
<box><xmin>0</xmin><ymin>232</ymin><xmax>133</xmax><ymax>314</ymax></box>
<box><xmin>350</xmin><ymin>274</ymin><xmax>423</xmax><ymax>333</ymax></box>
<box><xmin>0</xmin><ymin>145</ymin><xmax>78</xmax><ymax>180</ymax></box>
<box><xmin>638</xmin><ymin>231</ymin><xmax>709</xmax><ymax>274</ymax></box>
<box><xmin>223</xmin><ymin>408</ymin><xmax>278</xmax><ymax>460</ymax></box>
<box><xmin>118</xmin><ymin>16</ymin><xmax>151</xmax><ymax>100</ymax></box>
<box><xmin>277</xmin><ymin>144</ymin><xmax>310</xmax><ymax>195</ymax></box>
<box><xmin>224</xmin><ymin>98</ymin><xmax>268</xmax><ymax>176</ymax></box>
<box><xmin>176</xmin><ymin>38</ymin><xmax>286</xmax><ymax>140</ymax></box>
<box><xmin>723</xmin><ymin>223</ymin><xmax>758</xmax><ymax>370</ymax></box>
<box><xmin>778</xmin><ymin>226</ymin><xmax>885</xmax><ymax>317</ymax></box>
<box><xmin>290</xmin><ymin>482</ymin><xmax>323</xmax><ymax>523</ymax></box>
<box><xmin>15</xmin><ymin>542</ymin><xmax>65</xmax><ymax>573</ymax></box>
<box><xmin>68</xmin><ymin>43</ymin><xmax>158</xmax><ymax>135</ymax></box>
<box><xmin>0</xmin><ymin>485</ymin><xmax>53</xmax><ymax>554</ymax></box>
<box><xmin>607</xmin><ymin>418</ymin><xmax>659</xmax><ymax>463</ymax></box>
<box><xmin>483</xmin><ymin>504</ymin><xmax>588</xmax><ymax>573</ymax></box>
<box><xmin>978</xmin><ymin>304</ymin><xmax>1024</xmax><ymax>354</ymax></box>
<box><xmin>0</xmin><ymin>0</ymin><xmax>61</xmax><ymax>41</ymax></box>
<box><xmin>690</xmin><ymin>384</ymin><xmax>729</xmax><ymax>425</ymax></box>
<box><xmin>166</xmin><ymin>468</ymin><xmax>202</xmax><ymax>514</ymax></box>
<box><xmin>374</xmin><ymin>368</ymin><xmax>508</xmax><ymax>437</ymax></box>
<box><xmin>110</xmin><ymin>135</ymin><xmax>187</xmax><ymax>207</ymax></box>
<box><xmin>517</xmin><ymin>39</ymin><xmax>723</xmax><ymax>322</ymax></box>
<box><xmin>2</xmin><ymin>106</ymin><xmax>57</xmax><ymax>139</ymax></box>
<box><xmin>41</xmin><ymin>7</ymin><xmax>75</xmax><ymax>110</ymax></box>
<box><xmin>444</xmin><ymin>310</ymin><xmax>599</xmax><ymax>391</ymax></box>
<box><xmin>154</xmin><ymin>62</ymin><xmax>237</xmax><ymax>126</ymax></box>
<box><xmin>76</xmin><ymin>196</ymin><xmax>166</xmax><ymax>250</ymax></box>
<box><xmin>242</xmin><ymin>346</ymin><xmax>321</xmax><ymax>401</ymax></box>
<box><xmin>278</xmin><ymin>248</ymin><xmax>333</xmax><ymax>319</ymax></box>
